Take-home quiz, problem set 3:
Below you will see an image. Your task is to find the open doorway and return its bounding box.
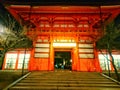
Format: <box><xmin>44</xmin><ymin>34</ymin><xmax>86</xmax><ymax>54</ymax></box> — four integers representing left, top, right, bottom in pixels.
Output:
<box><xmin>54</xmin><ymin>51</ymin><xmax>72</xmax><ymax>70</ymax></box>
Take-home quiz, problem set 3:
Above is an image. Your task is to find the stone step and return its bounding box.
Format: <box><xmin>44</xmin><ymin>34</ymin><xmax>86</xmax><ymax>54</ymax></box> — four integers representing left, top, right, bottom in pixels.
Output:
<box><xmin>19</xmin><ymin>81</ymin><xmax>115</xmax><ymax>84</ymax></box>
<box><xmin>15</xmin><ymin>83</ymin><xmax>120</xmax><ymax>87</ymax></box>
<box><xmin>27</xmin><ymin>76</ymin><xmax>105</xmax><ymax>79</ymax></box>
<box><xmin>26</xmin><ymin>77</ymin><xmax>107</xmax><ymax>79</ymax></box>
<box><xmin>8</xmin><ymin>71</ymin><xmax>120</xmax><ymax>90</ymax></box>
<box><xmin>29</xmin><ymin>74</ymin><xmax>103</xmax><ymax>77</ymax></box>
<box><xmin>29</xmin><ymin>72</ymin><xmax>102</xmax><ymax>76</ymax></box>
<box><xmin>21</xmin><ymin>78</ymin><xmax>111</xmax><ymax>82</ymax></box>
<box><xmin>9</xmin><ymin>86</ymin><xmax>120</xmax><ymax>90</ymax></box>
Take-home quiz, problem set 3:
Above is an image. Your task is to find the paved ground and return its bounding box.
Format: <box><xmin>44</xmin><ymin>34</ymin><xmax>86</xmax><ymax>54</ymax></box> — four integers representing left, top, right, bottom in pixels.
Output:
<box><xmin>7</xmin><ymin>70</ymin><xmax>120</xmax><ymax>90</ymax></box>
<box><xmin>0</xmin><ymin>70</ymin><xmax>28</xmax><ymax>90</ymax></box>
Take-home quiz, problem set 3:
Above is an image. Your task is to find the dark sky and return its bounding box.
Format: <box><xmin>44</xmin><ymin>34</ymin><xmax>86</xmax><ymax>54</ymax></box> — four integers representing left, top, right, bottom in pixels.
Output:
<box><xmin>1</xmin><ymin>0</ymin><xmax>120</xmax><ymax>6</ymax></box>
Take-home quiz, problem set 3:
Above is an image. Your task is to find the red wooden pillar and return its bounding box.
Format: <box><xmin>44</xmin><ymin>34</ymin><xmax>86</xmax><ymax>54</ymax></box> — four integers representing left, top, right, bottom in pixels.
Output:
<box><xmin>94</xmin><ymin>43</ymin><xmax>102</xmax><ymax>72</ymax></box>
<box><xmin>28</xmin><ymin>45</ymin><xmax>35</xmax><ymax>71</ymax></box>
<box><xmin>72</xmin><ymin>48</ymin><xmax>75</xmax><ymax>71</ymax></box>
<box><xmin>110</xmin><ymin>55</ymin><xmax>114</xmax><ymax>72</ymax></box>
<box><xmin>72</xmin><ymin>47</ymin><xmax>78</xmax><ymax>71</ymax></box>
<box><xmin>2</xmin><ymin>53</ymin><xmax>7</xmax><ymax>70</ymax></box>
<box><xmin>76</xmin><ymin>47</ymin><xmax>79</xmax><ymax>71</ymax></box>
<box><xmin>49</xmin><ymin>40</ymin><xmax>54</xmax><ymax>71</ymax></box>
<box><xmin>76</xmin><ymin>40</ymin><xmax>80</xmax><ymax>71</ymax></box>
<box><xmin>15</xmin><ymin>51</ymin><xmax>19</xmax><ymax>70</ymax></box>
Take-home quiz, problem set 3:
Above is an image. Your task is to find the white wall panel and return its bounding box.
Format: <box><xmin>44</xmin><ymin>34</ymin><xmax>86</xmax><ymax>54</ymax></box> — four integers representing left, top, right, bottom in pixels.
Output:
<box><xmin>78</xmin><ymin>44</ymin><xmax>93</xmax><ymax>48</ymax></box>
<box><xmin>35</xmin><ymin>48</ymin><xmax>49</xmax><ymax>52</ymax></box>
<box><xmin>79</xmin><ymin>54</ymin><xmax>94</xmax><ymax>58</ymax></box>
<box><xmin>35</xmin><ymin>44</ymin><xmax>49</xmax><ymax>47</ymax></box>
<box><xmin>37</xmin><ymin>39</ymin><xmax>42</xmax><ymax>42</ymax></box>
<box><xmin>79</xmin><ymin>49</ymin><xmax>93</xmax><ymax>53</ymax></box>
<box><xmin>34</xmin><ymin>53</ymin><xmax>49</xmax><ymax>58</ymax></box>
<box><xmin>43</xmin><ymin>39</ymin><xmax>49</xmax><ymax>42</ymax></box>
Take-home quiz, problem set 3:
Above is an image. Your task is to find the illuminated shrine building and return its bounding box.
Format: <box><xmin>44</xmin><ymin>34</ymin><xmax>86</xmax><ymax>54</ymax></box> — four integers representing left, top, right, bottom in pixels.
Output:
<box><xmin>1</xmin><ymin>2</ymin><xmax>120</xmax><ymax>72</ymax></box>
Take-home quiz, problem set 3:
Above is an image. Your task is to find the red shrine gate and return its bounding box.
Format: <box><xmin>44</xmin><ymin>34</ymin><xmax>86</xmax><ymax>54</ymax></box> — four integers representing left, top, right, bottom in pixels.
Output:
<box><xmin>28</xmin><ymin>36</ymin><xmax>101</xmax><ymax>72</ymax></box>
<box><xmin>2</xmin><ymin>5</ymin><xmax>120</xmax><ymax>72</ymax></box>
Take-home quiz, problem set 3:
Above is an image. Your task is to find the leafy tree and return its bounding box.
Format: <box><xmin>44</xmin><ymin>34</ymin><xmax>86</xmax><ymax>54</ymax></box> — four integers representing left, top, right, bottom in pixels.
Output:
<box><xmin>0</xmin><ymin>7</ymin><xmax>33</xmax><ymax>69</ymax></box>
<box><xmin>96</xmin><ymin>22</ymin><xmax>120</xmax><ymax>81</ymax></box>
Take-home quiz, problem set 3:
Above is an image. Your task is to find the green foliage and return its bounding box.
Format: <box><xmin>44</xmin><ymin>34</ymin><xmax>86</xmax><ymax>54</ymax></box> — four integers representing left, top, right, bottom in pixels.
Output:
<box><xmin>0</xmin><ymin>7</ymin><xmax>33</xmax><ymax>69</ymax></box>
<box><xmin>96</xmin><ymin>22</ymin><xmax>120</xmax><ymax>50</ymax></box>
<box><xmin>0</xmin><ymin>9</ymin><xmax>33</xmax><ymax>50</ymax></box>
<box><xmin>0</xmin><ymin>26</ymin><xmax>33</xmax><ymax>51</ymax></box>
<box><xmin>96</xmin><ymin>22</ymin><xmax>120</xmax><ymax>81</ymax></box>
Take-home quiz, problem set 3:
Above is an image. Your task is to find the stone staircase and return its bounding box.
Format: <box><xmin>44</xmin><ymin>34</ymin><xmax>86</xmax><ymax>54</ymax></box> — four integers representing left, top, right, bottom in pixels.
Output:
<box><xmin>8</xmin><ymin>70</ymin><xmax>120</xmax><ymax>90</ymax></box>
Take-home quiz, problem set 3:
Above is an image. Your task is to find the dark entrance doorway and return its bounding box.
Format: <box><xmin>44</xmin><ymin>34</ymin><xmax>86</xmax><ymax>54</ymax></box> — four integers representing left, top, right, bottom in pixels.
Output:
<box><xmin>54</xmin><ymin>51</ymin><xmax>72</xmax><ymax>70</ymax></box>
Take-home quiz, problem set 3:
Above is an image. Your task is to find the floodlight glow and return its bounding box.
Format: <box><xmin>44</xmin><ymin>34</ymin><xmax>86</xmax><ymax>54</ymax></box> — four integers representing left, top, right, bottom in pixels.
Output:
<box><xmin>11</xmin><ymin>5</ymin><xmax>30</xmax><ymax>8</ymax></box>
<box><xmin>53</xmin><ymin>43</ymin><xmax>76</xmax><ymax>47</ymax></box>
<box><xmin>60</xmin><ymin>40</ymin><xmax>67</xmax><ymax>42</ymax></box>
